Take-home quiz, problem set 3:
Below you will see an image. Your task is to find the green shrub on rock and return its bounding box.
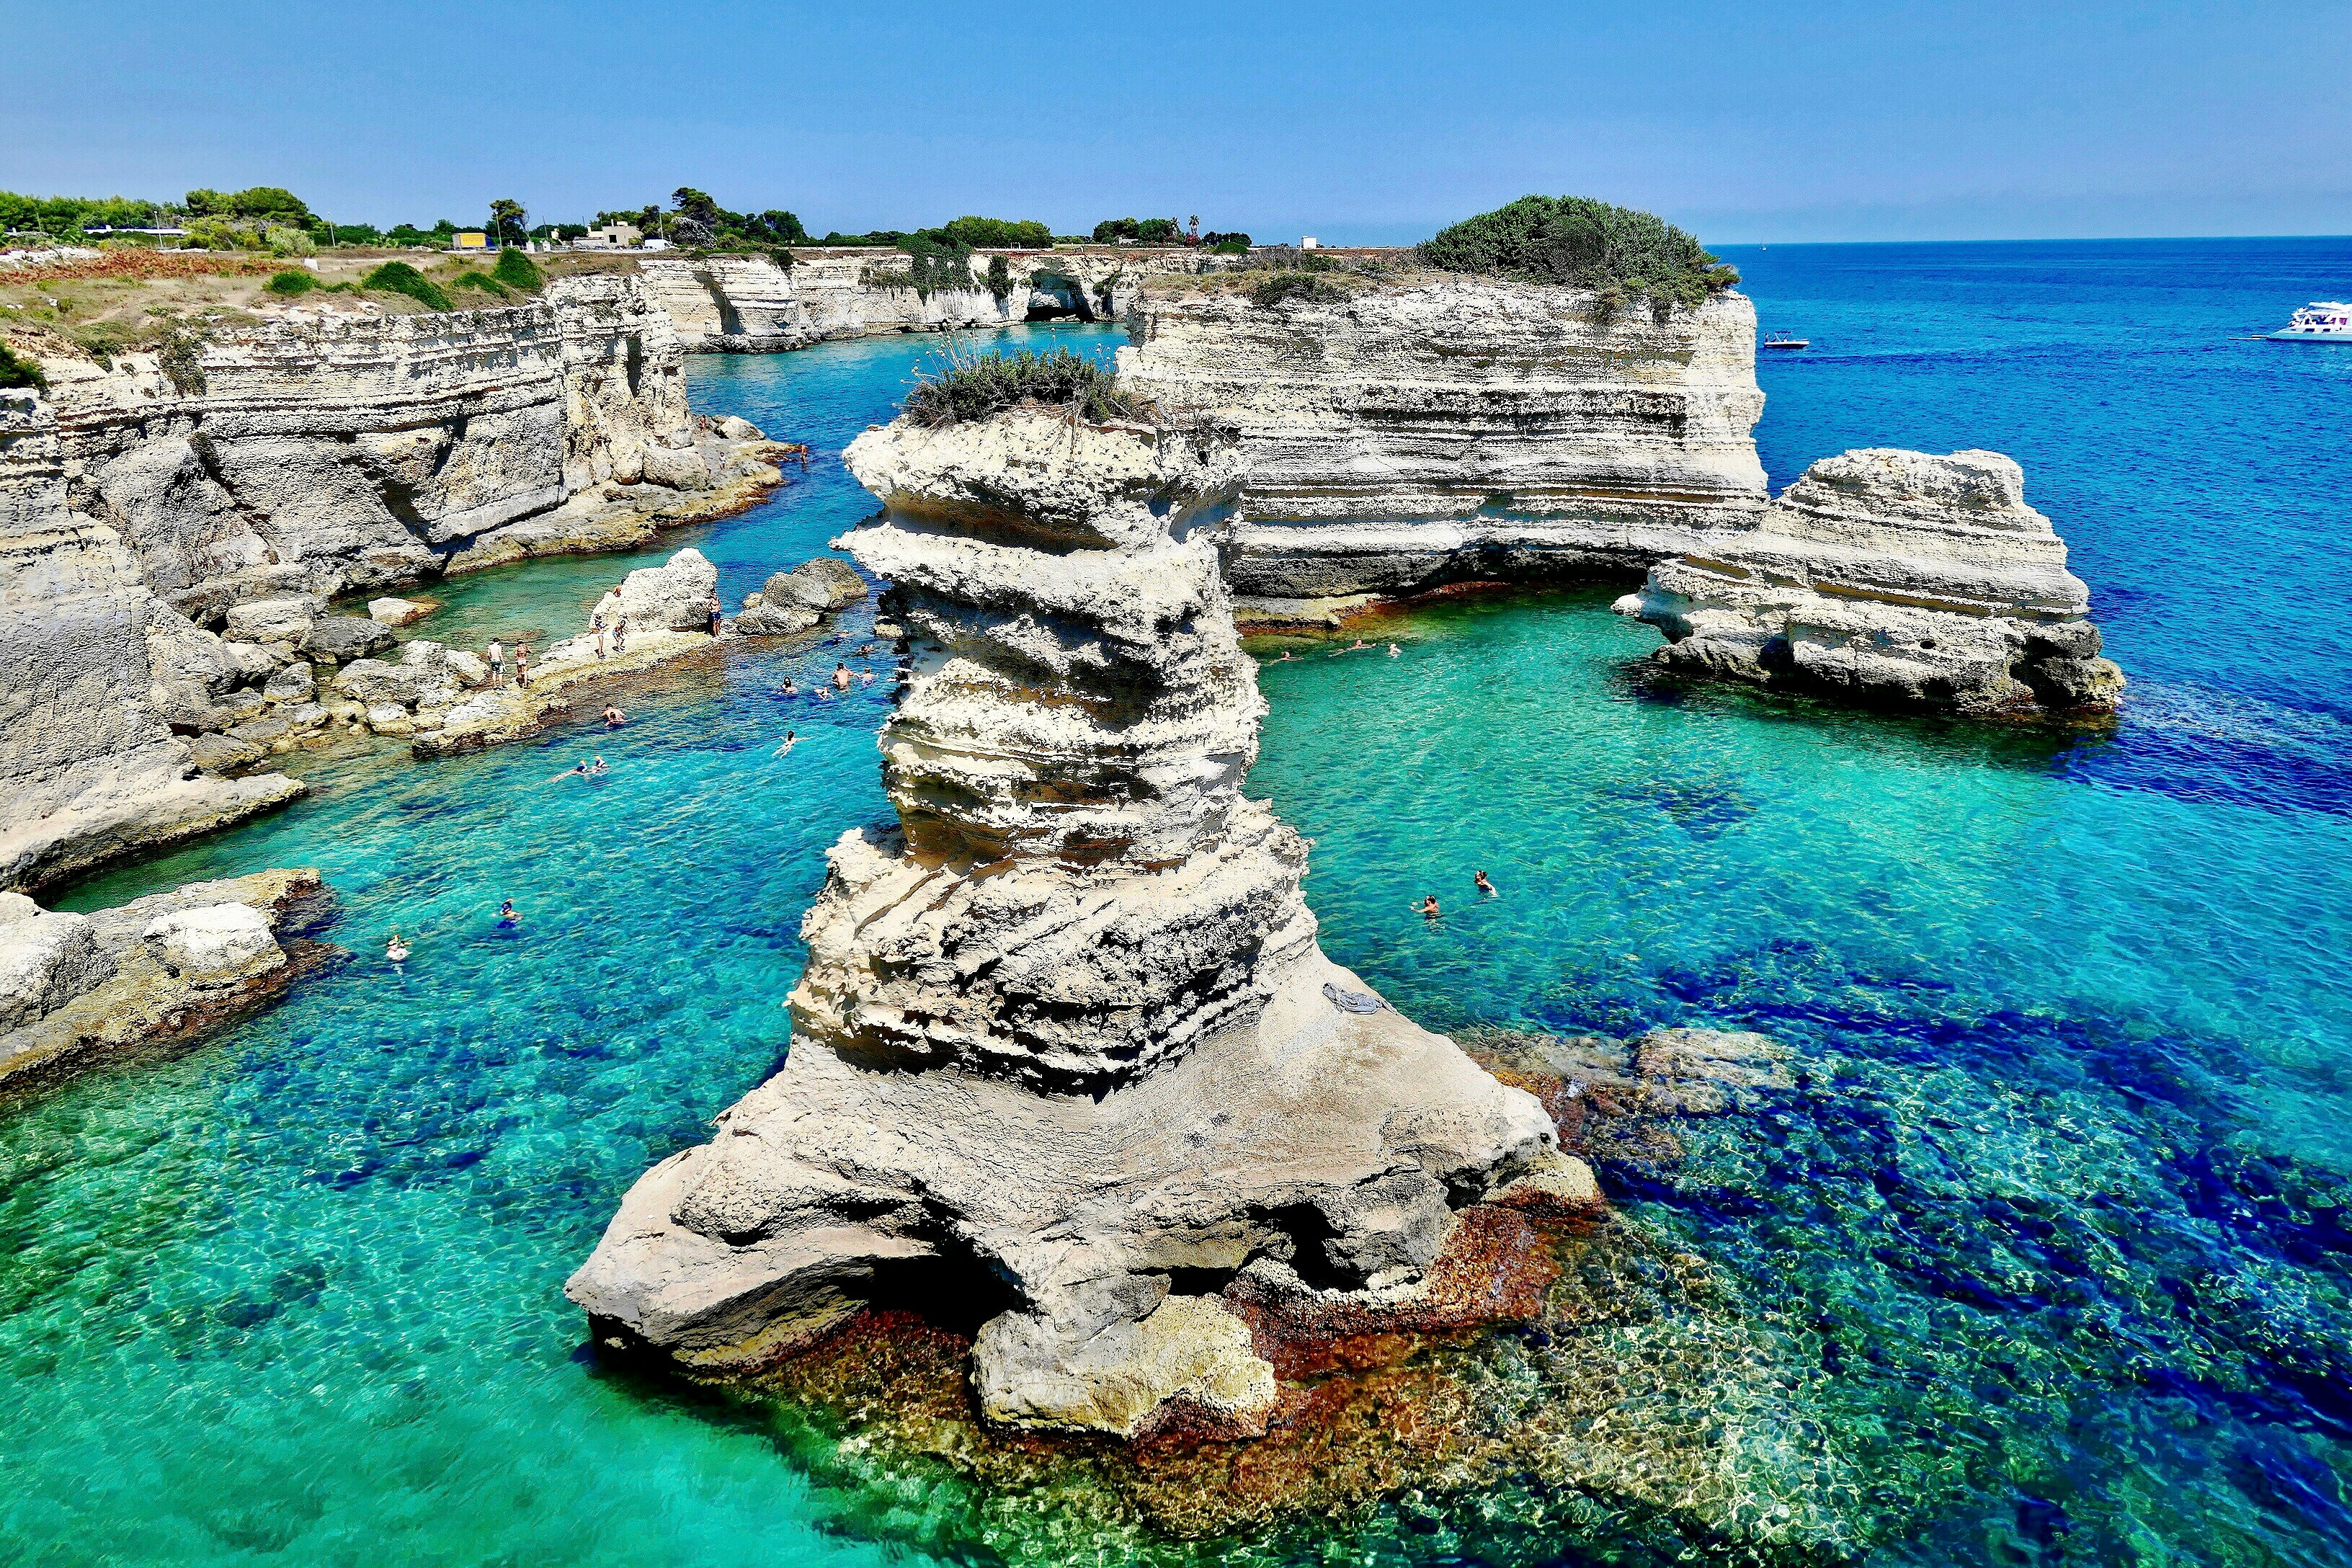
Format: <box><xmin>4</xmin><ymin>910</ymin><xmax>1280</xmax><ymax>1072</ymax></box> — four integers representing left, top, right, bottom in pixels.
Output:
<box><xmin>491</xmin><ymin>246</ymin><xmax>543</xmax><ymax>292</ymax></box>
<box><xmin>1250</xmin><ymin>272</ymin><xmax>1349</xmax><ymax>308</ymax></box>
<box><xmin>0</xmin><ymin>339</ymin><xmax>48</xmax><ymax>390</ymax></box>
<box><xmin>453</xmin><ymin>271</ymin><xmax>509</xmax><ymax>299</ymax></box>
<box><xmin>903</xmin><ymin>344</ymin><xmax>1150</xmax><ymax>429</ymax></box>
<box><xmin>361</xmin><ymin>262</ymin><xmax>455</xmax><ymax>313</ymax></box>
<box><xmin>1418</xmin><ymin>195</ymin><xmax>1739</xmax><ymax>315</ymax></box>
<box><xmin>264</xmin><ymin>270</ymin><xmax>318</xmax><ymax>296</ymax></box>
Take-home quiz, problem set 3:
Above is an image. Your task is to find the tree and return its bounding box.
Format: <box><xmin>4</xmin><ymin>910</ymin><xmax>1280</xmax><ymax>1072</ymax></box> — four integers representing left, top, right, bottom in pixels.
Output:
<box><xmin>671</xmin><ymin>187</ymin><xmax>720</xmax><ymax>227</ymax></box>
<box><xmin>489</xmin><ymin>198</ymin><xmax>527</xmax><ymax>245</ymax></box>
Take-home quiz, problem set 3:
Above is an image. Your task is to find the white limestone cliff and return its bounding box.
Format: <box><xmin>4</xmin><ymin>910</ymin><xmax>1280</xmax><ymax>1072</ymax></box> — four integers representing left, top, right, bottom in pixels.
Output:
<box><xmin>566</xmin><ymin>408</ymin><xmax>1559</xmax><ymax>1437</ymax></box>
<box><xmin>1118</xmin><ymin>272</ymin><xmax>1769</xmax><ymax>607</ymax></box>
<box><xmin>1615</xmin><ymin>448</ymin><xmax>2124</xmax><ymax>715</ymax></box>
<box><xmin>0</xmin><ymin>391</ymin><xmax>303</xmax><ymax>892</ymax></box>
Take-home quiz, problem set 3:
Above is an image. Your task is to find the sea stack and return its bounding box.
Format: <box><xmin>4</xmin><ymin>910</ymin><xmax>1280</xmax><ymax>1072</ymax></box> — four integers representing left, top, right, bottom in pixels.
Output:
<box><xmin>1616</xmin><ymin>447</ymin><xmax>2124</xmax><ymax>715</ymax></box>
<box><xmin>1118</xmin><ymin>273</ymin><xmax>1768</xmax><ymax>609</ymax></box>
<box><xmin>565</xmin><ymin>407</ymin><xmax>1556</xmax><ymax>1436</ymax></box>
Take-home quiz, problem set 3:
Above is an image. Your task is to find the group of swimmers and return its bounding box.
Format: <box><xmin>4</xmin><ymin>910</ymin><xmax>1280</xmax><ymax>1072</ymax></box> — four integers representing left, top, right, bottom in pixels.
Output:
<box><xmin>1413</xmin><ymin>870</ymin><xmax>1498</xmax><ymax>921</ymax></box>
<box><xmin>386</xmin><ymin>899</ymin><xmax>521</xmax><ymax>962</ymax></box>
<box><xmin>1269</xmin><ymin>639</ymin><xmax>1402</xmax><ymax>662</ymax></box>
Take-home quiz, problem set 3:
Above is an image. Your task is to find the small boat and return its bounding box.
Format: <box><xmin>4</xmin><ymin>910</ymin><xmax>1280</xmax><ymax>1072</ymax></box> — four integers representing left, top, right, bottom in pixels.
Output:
<box><xmin>1762</xmin><ymin>331</ymin><xmax>1809</xmax><ymax>350</ymax></box>
<box><xmin>2268</xmin><ymin>302</ymin><xmax>2352</xmax><ymax>343</ymax></box>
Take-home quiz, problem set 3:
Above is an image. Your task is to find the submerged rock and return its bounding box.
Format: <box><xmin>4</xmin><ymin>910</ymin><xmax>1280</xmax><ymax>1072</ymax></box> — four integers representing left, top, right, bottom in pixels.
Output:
<box><xmin>1616</xmin><ymin>448</ymin><xmax>2124</xmax><ymax>716</ymax></box>
<box><xmin>566</xmin><ymin>408</ymin><xmax>1556</xmax><ymax>1438</ymax></box>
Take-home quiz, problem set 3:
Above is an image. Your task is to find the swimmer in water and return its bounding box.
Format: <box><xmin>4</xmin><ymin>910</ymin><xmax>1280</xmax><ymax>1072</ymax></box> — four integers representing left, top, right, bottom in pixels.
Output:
<box><xmin>602</xmin><ymin>705</ymin><xmax>625</xmax><ymax>727</ymax></box>
<box><xmin>1474</xmin><ymin>869</ymin><xmax>1496</xmax><ymax>898</ymax></box>
<box><xmin>780</xmin><ymin>675</ymin><xmax>796</xmax><ymax>694</ymax></box>
<box><xmin>1276</xmin><ymin>650</ymin><xmax>1295</xmax><ymax>662</ymax></box>
<box><xmin>1415</xmin><ymin>894</ymin><xmax>1440</xmax><ymax>919</ymax></box>
<box><xmin>833</xmin><ymin>662</ymin><xmax>852</xmax><ymax>690</ymax></box>
<box><xmin>548</xmin><ymin>760</ymin><xmax>593</xmax><ymax>783</ymax></box>
<box><xmin>497</xmin><ymin>899</ymin><xmax>520</xmax><ymax>926</ymax></box>
<box><xmin>588</xmin><ymin>756</ymin><xmax>607</xmax><ymax>776</ymax></box>
<box><xmin>774</xmin><ymin>729</ymin><xmax>798</xmax><ymax>757</ymax></box>
<box><xmin>386</xmin><ymin>932</ymin><xmax>411</xmax><ymax>962</ymax></box>
<box><xmin>1388</xmin><ymin>643</ymin><xmax>1401</xmax><ymax>658</ymax></box>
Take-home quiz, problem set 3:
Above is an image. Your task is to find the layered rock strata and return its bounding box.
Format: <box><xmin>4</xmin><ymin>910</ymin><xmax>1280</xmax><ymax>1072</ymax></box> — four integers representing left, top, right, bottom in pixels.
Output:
<box><xmin>37</xmin><ymin>275</ymin><xmax>740</xmax><ymax>612</ymax></box>
<box><xmin>1615</xmin><ymin>448</ymin><xmax>2124</xmax><ymax>715</ymax></box>
<box><xmin>566</xmin><ymin>409</ymin><xmax>1559</xmax><ymax>1437</ymax></box>
<box><xmin>639</xmin><ymin>249</ymin><xmax>1225</xmax><ymax>352</ymax></box>
<box><xmin>0</xmin><ymin>868</ymin><xmax>332</xmax><ymax>1090</ymax></box>
<box><xmin>1118</xmin><ymin>273</ymin><xmax>1768</xmax><ymax>607</ymax></box>
<box><xmin>1</xmin><ymin>391</ymin><xmax>303</xmax><ymax>893</ymax></box>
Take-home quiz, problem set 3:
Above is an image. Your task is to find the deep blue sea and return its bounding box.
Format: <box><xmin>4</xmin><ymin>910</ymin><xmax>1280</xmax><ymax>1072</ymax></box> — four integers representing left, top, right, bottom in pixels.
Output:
<box><xmin>4</xmin><ymin>241</ymin><xmax>2349</xmax><ymax>1566</ymax></box>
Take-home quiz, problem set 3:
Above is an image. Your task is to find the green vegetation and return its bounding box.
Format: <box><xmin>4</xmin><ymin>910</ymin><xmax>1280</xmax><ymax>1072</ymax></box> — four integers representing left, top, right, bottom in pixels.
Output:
<box><xmin>984</xmin><ymin>254</ymin><xmax>1015</xmax><ymax>301</ymax></box>
<box><xmin>488</xmin><ymin>198</ymin><xmax>528</xmax><ymax>246</ymax></box>
<box><xmin>1417</xmin><ymin>194</ymin><xmax>1739</xmax><ymax>315</ymax></box>
<box><xmin>151</xmin><ymin>318</ymin><xmax>210</xmax><ymax>395</ymax></box>
<box><xmin>941</xmin><ymin>216</ymin><xmax>1052</xmax><ymax>249</ymax></box>
<box><xmin>452</xmin><ymin>272</ymin><xmax>509</xmax><ymax>299</ymax></box>
<box><xmin>1201</xmin><ymin>231</ymin><xmax>1251</xmax><ymax>254</ymax></box>
<box><xmin>1091</xmin><ymin>216</ymin><xmax>1182</xmax><ymax>244</ymax></box>
<box><xmin>490</xmin><ymin>246</ymin><xmax>544</xmax><ymax>292</ymax></box>
<box><xmin>903</xmin><ymin>344</ymin><xmax>1150</xmax><ymax>428</ymax></box>
<box><xmin>1250</xmin><ymin>271</ymin><xmax>1349</xmax><ymax>308</ymax></box>
<box><xmin>595</xmin><ymin>190</ymin><xmax>808</xmax><ymax>249</ymax></box>
<box><xmin>264</xmin><ymin>270</ymin><xmax>318</xmax><ymax>296</ymax></box>
<box><xmin>0</xmin><ymin>339</ymin><xmax>48</xmax><ymax>390</ymax></box>
<box><xmin>362</xmin><ymin>262</ymin><xmax>454</xmax><ymax>312</ymax></box>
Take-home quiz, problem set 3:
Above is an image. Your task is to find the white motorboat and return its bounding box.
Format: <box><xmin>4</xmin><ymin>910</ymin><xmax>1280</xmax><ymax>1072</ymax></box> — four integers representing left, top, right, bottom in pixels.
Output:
<box><xmin>2268</xmin><ymin>302</ymin><xmax>2352</xmax><ymax>343</ymax></box>
<box><xmin>1762</xmin><ymin>331</ymin><xmax>1809</xmax><ymax>350</ymax></box>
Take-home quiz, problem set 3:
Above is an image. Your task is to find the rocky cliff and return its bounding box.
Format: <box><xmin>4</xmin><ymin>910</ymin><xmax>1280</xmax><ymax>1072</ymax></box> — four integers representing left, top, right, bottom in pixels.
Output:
<box><xmin>0</xmin><ymin>391</ymin><xmax>303</xmax><ymax>892</ymax></box>
<box><xmin>1615</xmin><ymin>448</ymin><xmax>2124</xmax><ymax>715</ymax></box>
<box><xmin>43</xmin><ymin>274</ymin><xmax>711</xmax><ymax>612</ymax></box>
<box><xmin>566</xmin><ymin>409</ymin><xmax>1562</xmax><ymax>1438</ymax></box>
<box><xmin>639</xmin><ymin>249</ymin><xmax>1212</xmax><ymax>352</ymax></box>
<box><xmin>1118</xmin><ymin>272</ymin><xmax>1769</xmax><ymax>606</ymax></box>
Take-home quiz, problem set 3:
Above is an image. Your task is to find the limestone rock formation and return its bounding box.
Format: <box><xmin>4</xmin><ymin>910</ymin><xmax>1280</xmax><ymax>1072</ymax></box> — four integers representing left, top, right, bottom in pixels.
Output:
<box><xmin>566</xmin><ymin>408</ymin><xmax>1556</xmax><ymax>1438</ymax></box>
<box><xmin>1118</xmin><ymin>273</ymin><xmax>1768</xmax><ymax>607</ymax></box>
<box><xmin>587</xmin><ymin>547</ymin><xmax>717</xmax><ymax>636</ymax></box>
<box><xmin>1614</xmin><ymin>448</ymin><xmax>2124</xmax><ymax>715</ymax></box>
<box><xmin>733</xmin><ymin>556</ymin><xmax>865</xmax><ymax>636</ymax></box>
<box><xmin>0</xmin><ymin>391</ymin><xmax>304</xmax><ymax>893</ymax></box>
<box><xmin>40</xmin><ymin>275</ymin><xmax>719</xmax><ymax>610</ymax></box>
<box><xmin>0</xmin><ymin>867</ymin><xmax>331</xmax><ymax>1089</ymax></box>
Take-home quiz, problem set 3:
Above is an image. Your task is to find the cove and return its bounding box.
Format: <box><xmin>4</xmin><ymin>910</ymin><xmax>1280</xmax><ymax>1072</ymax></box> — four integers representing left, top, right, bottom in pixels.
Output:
<box><xmin>4</xmin><ymin>241</ymin><xmax>2351</xmax><ymax>1565</ymax></box>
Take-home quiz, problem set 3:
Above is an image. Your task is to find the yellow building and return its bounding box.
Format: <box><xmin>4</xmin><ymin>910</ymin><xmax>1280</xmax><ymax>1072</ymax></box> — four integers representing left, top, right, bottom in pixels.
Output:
<box><xmin>452</xmin><ymin>231</ymin><xmax>490</xmax><ymax>253</ymax></box>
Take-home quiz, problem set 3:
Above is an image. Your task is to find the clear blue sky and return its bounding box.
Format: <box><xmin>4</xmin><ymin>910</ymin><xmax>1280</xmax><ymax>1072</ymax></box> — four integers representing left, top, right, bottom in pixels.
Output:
<box><xmin>11</xmin><ymin>0</ymin><xmax>2348</xmax><ymax>244</ymax></box>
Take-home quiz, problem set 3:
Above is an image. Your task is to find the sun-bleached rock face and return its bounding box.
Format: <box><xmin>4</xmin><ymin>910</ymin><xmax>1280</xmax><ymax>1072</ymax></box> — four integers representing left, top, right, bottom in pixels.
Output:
<box><xmin>566</xmin><ymin>408</ymin><xmax>1557</xmax><ymax>1438</ymax></box>
<box><xmin>0</xmin><ymin>391</ymin><xmax>303</xmax><ymax>893</ymax></box>
<box><xmin>1615</xmin><ymin>447</ymin><xmax>2124</xmax><ymax>716</ymax></box>
<box><xmin>1118</xmin><ymin>274</ymin><xmax>1768</xmax><ymax>605</ymax></box>
<box><xmin>45</xmin><ymin>275</ymin><xmax>705</xmax><ymax>612</ymax></box>
<box><xmin>587</xmin><ymin>545</ymin><xmax>718</xmax><ymax>636</ymax></box>
<box><xmin>636</xmin><ymin>249</ymin><xmax>1224</xmax><ymax>352</ymax></box>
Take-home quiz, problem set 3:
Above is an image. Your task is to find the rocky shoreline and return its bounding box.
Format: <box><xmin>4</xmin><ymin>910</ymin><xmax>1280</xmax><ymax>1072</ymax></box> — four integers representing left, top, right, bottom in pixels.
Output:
<box><xmin>0</xmin><ymin>867</ymin><xmax>337</xmax><ymax>1093</ymax></box>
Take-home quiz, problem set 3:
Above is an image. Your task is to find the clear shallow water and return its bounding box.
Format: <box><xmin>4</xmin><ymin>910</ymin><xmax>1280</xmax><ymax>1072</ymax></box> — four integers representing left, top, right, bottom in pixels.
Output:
<box><xmin>5</xmin><ymin>253</ymin><xmax>2351</xmax><ymax>1564</ymax></box>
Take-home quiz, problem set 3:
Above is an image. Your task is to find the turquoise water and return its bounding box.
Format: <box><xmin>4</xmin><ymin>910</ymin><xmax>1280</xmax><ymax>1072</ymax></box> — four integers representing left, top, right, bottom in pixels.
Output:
<box><xmin>6</xmin><ymin>251</ymin><xmax>2351</xmax><ymax>1564</ymax></box>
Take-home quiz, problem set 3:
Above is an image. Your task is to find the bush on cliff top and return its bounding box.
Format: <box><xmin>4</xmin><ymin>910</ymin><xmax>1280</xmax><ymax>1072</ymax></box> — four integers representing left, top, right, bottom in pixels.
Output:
<box><xmin>362</xmin><ymin>261</ymin><xmax>454</xmax><ymax>313</ymax></box>
<box><xmin>1417</xmin><ymin>195</ymin><xmax>1738</xmax><ymax>315</ymax></box>
<box><xmin>491</xmin><ymin>246</ymin><xmax>543</xmax><ymax>292</ymax></box>
<box><xmin>264</xmin><ymin>269</ymin><xmax>317</xmax><ymax>296</ymax></box>
<box><xmin>0</xmin><ymin>339</ymin><xmax>48</xmax><ymax>390</ymax></box>
<box><xmin>903</xmin><ymin>343</ymin><xmax>1150</xmax><ymax>429</ymax></box>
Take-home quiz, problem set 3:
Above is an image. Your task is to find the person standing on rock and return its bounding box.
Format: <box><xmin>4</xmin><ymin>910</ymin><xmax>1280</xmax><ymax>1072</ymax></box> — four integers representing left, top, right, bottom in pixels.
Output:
<box><xmin>514</xmin><ymin>643</ymin><xmax>531</xmax><ymax>689</ymax></box>
<box><xmin>613</xmin><ymin>617</ymin><xmax>628</xmax><ymax>655</ymax></box>
<box><xmin>593</xmin><ymin>611</ymin><xmax>609</xmax><ymax>661</ymax></box>
<box><xmin>705</xmin><ymin>593</ymin><xmax>723</xmax><ymax>637</ymax></box>
<box><xmin>488</xmin><ymin>638</ymin><xmax>505</xmax><ymax>687</ymax></box>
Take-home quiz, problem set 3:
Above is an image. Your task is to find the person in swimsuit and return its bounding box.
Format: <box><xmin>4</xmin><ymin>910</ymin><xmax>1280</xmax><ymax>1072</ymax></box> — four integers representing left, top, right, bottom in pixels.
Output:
<box><xmin>497</xmin><ymin>899</ymin><xmax>520</xmax><ymax>926</ymax></box>
<box><xmin>833</xmin><ymin>662</ymin><xmax>852</xmax><ymax>690</ymax></box>
<box><xmin>588</xmin><ymin>757</ymin><xmax>607</xmax><ymax>776</ymax></box>
<box><xmin>1474</xmin><ymin>870</ymin><xmax>1496</xmax><ymax>898</ymax></box>
<box><xmin>1388</xmin><ymin>643</ymin><xmax>1401</xmax><ymax>658</ymax></box>
<box><xmin>1415</xmin><ymin>894</ymin><xmax>1440</xmax><ymax>919</ymax></box>
<box><xmin>774</xmin><ymin>729</ymin><xmax>798</xmax><ymax>757</ymax></box>
<box><xmin>386</xmin><ymin>931</ymin><xmax>411</xmax><ymax>961</ymax></box>
<box><xmin>514</xmin><ymin>643</ymin><xmax>531</xmax><ymax>689</ymax></box>
<box><xmin>706</xmin><ymin>594</ymin><xmax>723</xmax><ymax>637</ymax></box>
<box><xmin>487</xmin><ymin>639</ymin><xmax>504</xmax><ymax>687</ymax></box>
<box><xmin>602</xmin><ymin>705</ymin><xmax>625</xmax><ymax>727</ymax></box>
<box><xmin>592</xmin><ymin>612</ymin><xmax>609</xmax><ymax>661</ymax></box>
<box><xmin>548</xmin><ymin>761</ymin><xmax>592</xmax><ymax>783</ymax></box>
<box><xmin>614</xmin><ymin>617</ymin><xmax>628</xmax><ymax>654</ymax></box>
